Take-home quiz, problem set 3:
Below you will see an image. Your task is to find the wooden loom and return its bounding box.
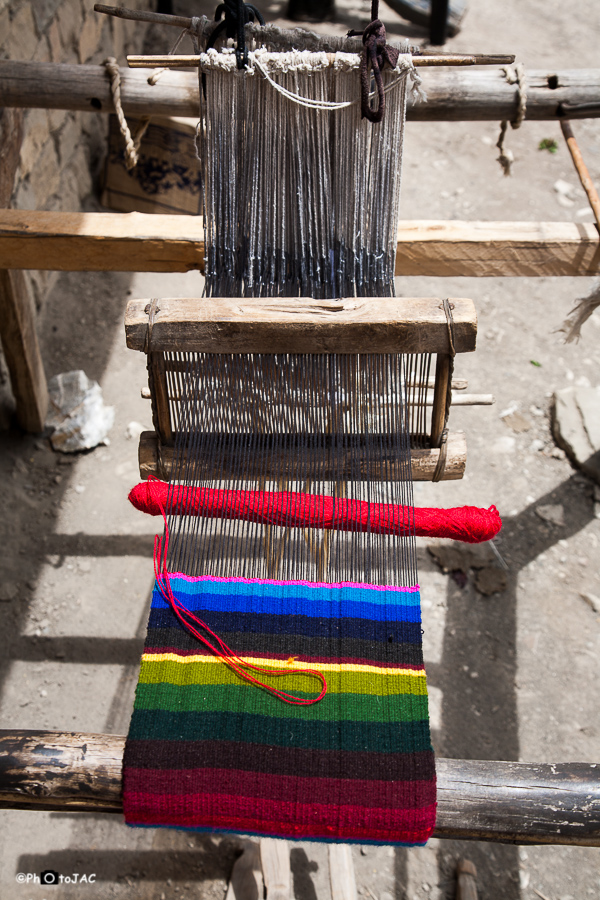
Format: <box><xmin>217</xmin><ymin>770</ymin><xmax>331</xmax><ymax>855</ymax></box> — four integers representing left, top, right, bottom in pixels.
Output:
<box><xmin>1</xmin><ymin>5</ymin><xmax>600</xmax><ymax>872</ymax></box>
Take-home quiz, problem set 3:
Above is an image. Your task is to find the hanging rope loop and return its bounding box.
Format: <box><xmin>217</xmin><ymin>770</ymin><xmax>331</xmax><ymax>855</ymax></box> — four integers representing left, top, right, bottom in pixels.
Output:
<box><xmin>209</xmin><ymin>0</ymin><xmax>265</xmax><ymax>69</ymax></box>
<box><xmin>349</xmin><ymin>0</ymin><xmax>399</xmax><ymax>122</ymax></box>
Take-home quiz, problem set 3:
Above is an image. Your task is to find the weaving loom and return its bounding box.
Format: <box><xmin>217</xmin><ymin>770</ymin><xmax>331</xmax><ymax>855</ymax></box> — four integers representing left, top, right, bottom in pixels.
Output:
<box><xmin>122</xmin><ymin>3</ymin><xmax>500</xmax><ymax>846</ymax></box>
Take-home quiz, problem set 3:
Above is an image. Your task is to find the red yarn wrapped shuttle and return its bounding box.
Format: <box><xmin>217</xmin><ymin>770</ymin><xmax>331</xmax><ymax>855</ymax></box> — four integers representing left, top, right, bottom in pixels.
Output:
<box><xmin>129</xmin><ymin>479</ymin><xmax>501</xmax><ymax>544</ymax></box>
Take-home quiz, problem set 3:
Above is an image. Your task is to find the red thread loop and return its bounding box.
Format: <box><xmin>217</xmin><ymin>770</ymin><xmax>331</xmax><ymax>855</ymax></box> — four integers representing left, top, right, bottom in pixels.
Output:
<box><xmin>150</xmin><ymin>489</ymin><xmax>327</xmax><ymax>707</ymax></box>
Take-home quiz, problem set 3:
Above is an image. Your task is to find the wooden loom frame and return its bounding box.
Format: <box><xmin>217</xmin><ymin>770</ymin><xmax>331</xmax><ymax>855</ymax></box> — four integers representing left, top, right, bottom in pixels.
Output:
<box><xmin>1</xmin><ymin>40</ymin><xmax>600</xmax><ymax>849</ymax></box>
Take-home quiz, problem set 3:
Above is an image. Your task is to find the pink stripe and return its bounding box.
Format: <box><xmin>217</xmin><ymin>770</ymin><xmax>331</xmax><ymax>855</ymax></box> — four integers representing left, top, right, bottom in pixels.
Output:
<box><xmin>124</xmin><ymin>791</ymin><xmax>437</xmax><ymax>836</ymax></box>
<box><xmin>165</xmin><ymin>573</ymin><xmax>420</xmax><ymax>593</ymax></box>
<box><xmin>124</xmin><ymin>767</ymin><xmax>436</xmax><ymax>809</ymax></box>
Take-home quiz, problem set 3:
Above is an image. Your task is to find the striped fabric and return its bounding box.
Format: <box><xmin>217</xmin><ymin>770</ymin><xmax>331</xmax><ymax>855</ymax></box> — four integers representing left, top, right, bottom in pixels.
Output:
<box><xmin>123</xmin><ymin>575</ymin><xmax>436</xmax><ymax>845</ymax></box>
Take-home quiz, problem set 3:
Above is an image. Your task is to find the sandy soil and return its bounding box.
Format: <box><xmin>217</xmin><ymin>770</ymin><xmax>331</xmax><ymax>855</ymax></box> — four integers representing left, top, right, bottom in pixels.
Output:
<box><xmin>1</xmin><ymin>1</ymin><xmax>600</xmax><ymax>898</ymax></box>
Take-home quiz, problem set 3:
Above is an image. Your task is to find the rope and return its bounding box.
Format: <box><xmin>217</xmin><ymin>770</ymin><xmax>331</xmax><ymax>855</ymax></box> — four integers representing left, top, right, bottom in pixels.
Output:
<box><xmin>104</xmin><ymin>57</ymin><xmax>150</xmax><ymax>171</ymax></box>
<box><xmin>347</xmin><ymin>0</ymin><xmax>401</xmax><ymax>122</ymax></box>
<box><xmin>497</xmin><ymin>62</ymin><xmax>527</xmax><ymax>176</ymax></box>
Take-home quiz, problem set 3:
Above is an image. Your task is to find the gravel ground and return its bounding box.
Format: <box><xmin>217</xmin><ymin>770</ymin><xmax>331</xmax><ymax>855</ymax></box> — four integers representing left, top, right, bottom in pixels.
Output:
<box><xmin>1</xmin><ymin>1</ymin><xmax>600</xmax><ymax>898</ymax></box>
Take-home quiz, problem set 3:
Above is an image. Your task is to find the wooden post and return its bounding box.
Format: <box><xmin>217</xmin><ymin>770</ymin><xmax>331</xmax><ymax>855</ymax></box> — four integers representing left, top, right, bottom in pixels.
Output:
<box><xmin>0</xmin><ymin>107</ymin><xmax>48</xmax><ymax>432</ymax></box>
<box><xmin>148</xmin><ymin>351</ymin><xmax>172</xmax><ymax>444</ymax></box>
<box><xmin>260</xmin><ymin>839</ymin><xmax>291</xmax><ymax>900</ymax></box>
<box><xmin>329</xmin><ymin>845</ymin><xmax>357</xmax><ymax>900</ymax></box>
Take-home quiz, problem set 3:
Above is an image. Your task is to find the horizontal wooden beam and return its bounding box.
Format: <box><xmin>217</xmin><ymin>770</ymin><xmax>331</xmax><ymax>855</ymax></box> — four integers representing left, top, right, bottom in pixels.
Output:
<box><xmin>1</xmin><ymin>210</ymin><xmax>597</xmax><ymax>277</ymax></box>
<box><xmin>138</xmin><ymin>430</ymin><xmax>468</xmax><ymax>482</ymax></box>
<box><xmin>1</xmin><ymin>731</ymin><xmax>599</xmax><ymax>845</ymax></box>
<box><xmin>2</xmin><ymin>60</ymin><xmax>599</xmax><ymax>121</ymax></box>
<box><xmin>125</xmin><ymin>297</ymin><xmax>477</xmax><ymax>354</ymax></box>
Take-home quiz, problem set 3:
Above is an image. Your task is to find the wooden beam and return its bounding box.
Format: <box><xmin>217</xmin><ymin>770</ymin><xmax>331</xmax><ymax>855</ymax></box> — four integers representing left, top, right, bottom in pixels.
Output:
<box><xmin>2</xmin><ymin>731</ymin><xmax>599</xmax><ymax>846</ymax></box>
<box><xmin>1</xmin><ymin>210</ymin><xmax>598</xmax><ymax>277</ymax></box>
<box><xmin>125</xmin><ymin>297</ymin><xmax>477</xmax><ymax>355</ymax></box>
<box><xmin>1</xmin><ymin>60</ymin><xmax>599</xmax><ymax>121</ymax></box>
<box><xmin>0</xmin><ymin>209</ymin><xmax>205</xmax><ymax>273</ymax></box>
<box><xmin>137</xmin><ymin>430</ymin><xmax>468</xmax><ymax>482</ymax></box>
<box><xmin>0</xmin><ymin>109</ymin><xmax>48</xmax><ymax>433</ymax></box>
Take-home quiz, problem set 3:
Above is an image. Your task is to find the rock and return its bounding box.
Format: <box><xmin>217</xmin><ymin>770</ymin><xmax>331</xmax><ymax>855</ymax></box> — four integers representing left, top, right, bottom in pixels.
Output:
<box><xmin>0</xmin><ymin>581</ymin><xmax>18</xmax><ymax>602</ymax></box>
<box><xmin>535</xmin><ymin>503</ymin><xmax>565</xmax><ymax>527</ymax></box>
<box><xmin>125</xmin><ymin>421</ymin><xmax>146</xmax><ymax>441</ymax></box>
<box><xmin>46</xmin><ymin>371</ymin><xmax>114</xmax><ymax>453</ymax></box>
<box><xmin>580</xmin><ymin>592</ymin><xmax>600</xmax><ymax>613</ymax></box>
<box><xmin>491</xmin><ymin>436</ymin><xmax>516</xmax><ymax>454</ymax></box>
<box><xmin>474</xmin><ymin>566</ymin><xmax>508</xmax><ymax>595</ymax></box>
<box><xmin>428</xmin><ymin>542</ymin><xmax>495</xmax><ymax>574</ymax></box>
<box><xmin>502</xmin><ymin>411</ymin><xmax>532</xmax><ymax>433</ymax></box>
<box><xmin>552</xmin><ymin>386</ymin><xmax>600</xmax><ymax>484</ymax></box>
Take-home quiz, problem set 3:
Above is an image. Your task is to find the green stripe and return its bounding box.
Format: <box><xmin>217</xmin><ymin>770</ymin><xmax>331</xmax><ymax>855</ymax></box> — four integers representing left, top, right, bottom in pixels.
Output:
<box><xmin>133</xmin><ymin>681</ymin><xmax>430</xmax><ymax>723</ymax></box>
<box><xmin>138</xmin><ymin>659</ymin><xmax>428</xmax><ymax>697</ymax></box>
<box><xmin>128</xmin><ymin>708</ymin><xmax>432</xmax><ymax>753</ymax></box>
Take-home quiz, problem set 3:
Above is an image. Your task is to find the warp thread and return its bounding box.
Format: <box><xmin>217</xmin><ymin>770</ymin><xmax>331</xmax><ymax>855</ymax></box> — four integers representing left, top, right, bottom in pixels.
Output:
<box><xmin>497</xmin><ymin>62</ymin><xmax>527</xmax><ymax>176</ymax></box>
<box><xmin>129</xmin><ymin>478</ymin><xmax>502</xmax><ymax>544</ymax></box>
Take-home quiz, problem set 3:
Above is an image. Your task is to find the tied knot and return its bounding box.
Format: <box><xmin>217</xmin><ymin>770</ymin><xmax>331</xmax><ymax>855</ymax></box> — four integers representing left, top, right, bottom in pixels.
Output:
<box><xmin>354</xmin><ymin>18</ymin><xmax>400</xmax><ymax>123</ymax></box>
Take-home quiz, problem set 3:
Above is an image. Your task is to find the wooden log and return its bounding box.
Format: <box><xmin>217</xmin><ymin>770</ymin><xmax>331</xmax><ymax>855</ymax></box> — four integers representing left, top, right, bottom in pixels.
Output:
<box><xmin>1</xmin><ymin>210</ymin><xmax>598</xmax><ymax>277</ymax></box>
<box><xmin>125</xmin><ymin>297</ymin><xmax>477</xmax><ymax>355</ymax></box>
<box><xmin>1</xmin><ymin>60</ymin><xmax>599</xmax><ymax>121</ymax></box>
<box><xmin>137</xmin><ymin>430</ymin><xmax>468</xmax><ymax>482</ymax></box>
<box><xmin>2</xmin><ymin>732</ymin><xmax>599</xmax><ymax>846</ymax></box>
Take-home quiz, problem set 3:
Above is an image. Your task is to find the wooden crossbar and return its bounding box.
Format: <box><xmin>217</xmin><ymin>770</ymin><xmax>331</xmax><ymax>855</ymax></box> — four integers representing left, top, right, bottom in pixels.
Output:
<box><xmin>125</xmin><ymin>297</ymin><xmax>478</xmax><ymax>355</ymax></box>
<box><xmin>1</xmin><ymin>210</ymin><xmax>598</xmax><ymax>277</ymax></box>
<box><xmin>1</xmin><ymin>731</ymin><xmax>599</xmax><ymax>846</ymax></box>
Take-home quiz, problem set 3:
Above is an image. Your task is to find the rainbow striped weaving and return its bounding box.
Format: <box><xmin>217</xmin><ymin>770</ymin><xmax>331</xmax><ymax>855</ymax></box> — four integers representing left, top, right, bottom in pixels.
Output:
<box><xmin>123</xmin><ymin>575</ymin><xmax>436</xmax><ymax>845</ymax></box>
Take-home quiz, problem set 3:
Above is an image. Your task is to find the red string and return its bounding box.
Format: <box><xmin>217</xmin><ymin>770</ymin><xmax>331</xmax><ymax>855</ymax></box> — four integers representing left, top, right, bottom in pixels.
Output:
<box><xmin>149</xmin><ymin>484</ymin><xmax>327</xmax><ymax>707</ymax></box>
<box><xmin>130</xmin><ymin>479</ymin><xmax>501</xmax><ymax>545</ymax></box>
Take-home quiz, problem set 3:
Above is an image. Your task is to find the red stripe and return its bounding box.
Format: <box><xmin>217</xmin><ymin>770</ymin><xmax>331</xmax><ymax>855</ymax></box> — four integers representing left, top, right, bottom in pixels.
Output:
<box><xmin>124</xmin><ymin>767</ymin><xmax>436</xmax><ymax>809</ymax></box>
<box><xmin>123</xmin><ymin>791</ymin><xmax>437</xmax><ymax>840</ymax></box>
<box><xmin>142</xmin><ymin>646</ymin><xmax>426</xmax><ymax>671</ymax></box>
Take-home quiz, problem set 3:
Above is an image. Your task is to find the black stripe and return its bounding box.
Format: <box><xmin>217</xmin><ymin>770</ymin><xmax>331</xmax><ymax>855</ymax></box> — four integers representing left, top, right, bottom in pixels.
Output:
<box><xmin>124</xmin><ymin>738</ymin><xmax>436</xmax><ymax>782</ymax></box>
<box><xmin>148</xmin><ymin>609</ymin><xmax>422</xmax><ymax>645</ymax></box>
<box><xmin>144</xmin><ymin>626</ymin><xmax>424</xmax><ymax>666</ymax></box>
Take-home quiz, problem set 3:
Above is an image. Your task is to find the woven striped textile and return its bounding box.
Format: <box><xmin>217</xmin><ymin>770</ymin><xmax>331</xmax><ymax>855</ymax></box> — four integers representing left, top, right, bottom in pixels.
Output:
<box><xmin>123</xmin><ymin>574</ymin><xmax>436</xmax><ymax>845</ymax></box>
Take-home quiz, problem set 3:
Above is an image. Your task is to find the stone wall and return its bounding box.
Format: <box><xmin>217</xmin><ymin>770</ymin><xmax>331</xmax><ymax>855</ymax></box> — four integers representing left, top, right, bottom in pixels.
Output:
<box><xmin>0</xmin><ymin>0</ymin><xmax>151</xmax><ymax>308</ymax></box>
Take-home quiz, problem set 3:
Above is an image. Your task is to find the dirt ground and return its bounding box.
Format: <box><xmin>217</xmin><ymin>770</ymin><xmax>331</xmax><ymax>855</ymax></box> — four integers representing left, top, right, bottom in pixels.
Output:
<box><xmin>1</xmin><ymin>0</ymin><xmax>600</xmax><ymax>898</ymax></box>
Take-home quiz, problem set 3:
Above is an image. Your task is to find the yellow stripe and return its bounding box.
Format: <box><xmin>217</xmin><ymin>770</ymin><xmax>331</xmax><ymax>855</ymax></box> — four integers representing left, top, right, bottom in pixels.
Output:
<box><xmin>141</xmin><ymin>651</ymin><xmax>426</xmax><ymax>678</ymax></box>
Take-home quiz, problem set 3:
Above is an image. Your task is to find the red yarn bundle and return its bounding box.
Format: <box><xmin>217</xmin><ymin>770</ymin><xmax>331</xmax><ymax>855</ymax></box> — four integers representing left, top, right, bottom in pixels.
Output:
<box><xmin>129</xmin><ymin>479</ymin><xmax>501</xmax><ymax>544</ymax></box>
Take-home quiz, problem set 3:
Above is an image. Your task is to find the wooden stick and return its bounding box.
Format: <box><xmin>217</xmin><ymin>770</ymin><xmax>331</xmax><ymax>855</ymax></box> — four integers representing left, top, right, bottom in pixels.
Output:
<box><xmin>2</xmin><ymin>731</ymin><xmax>600</xmax><ymax>846</ymax></box>
<box><xmin>560</xmin><ymin>118</ymin><xmax>600</xmax><ymax>233</ymax></box>
<box><xmin>2</xmin><ymin>60</ymin><xmax>600</xmax><ymax>122</ymax></box>
<box><xmin>137</xmin><ymin>430</ymin><xmax>468</xmax><ymax>482</ymax></box>
<box><xmin>329</xmin><ymin>845</ymin><xmax>357</xmax><ymax>900</ymax></box>
<box><xmin>126</xmin><ymin>53</ymin><xmax>515</xmax><ymax>69</ymax></box>
<box><xmin>94</xmin><ymin>2</ymin><xmax>193</xmax><ymax>28</ymax></box>
<box><xmin>456</xmin><ymin>859</ymin><xmax>478</xmax><ymax>900</ymax></box>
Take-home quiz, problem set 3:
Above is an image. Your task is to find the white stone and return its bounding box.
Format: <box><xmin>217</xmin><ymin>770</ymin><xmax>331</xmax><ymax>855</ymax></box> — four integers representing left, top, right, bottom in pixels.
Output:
<box><xmin>553</xmin><ymin>386</ymin><xmax>600</xmax><ymax>484</ymax></box>
<box><xmin>46</xmin><ymin>371</ymin><xmax>114</xmax><ymax>453</ymax></box>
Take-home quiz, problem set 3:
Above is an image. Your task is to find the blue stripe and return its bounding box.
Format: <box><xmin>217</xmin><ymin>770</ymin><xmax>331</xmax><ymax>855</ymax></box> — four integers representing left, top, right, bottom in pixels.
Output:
<box><xmin>151</xmin><ymin>588</ymin><xmax>421</xmax><ymax>622</ymax></box>
<box><xmin>151</xmin><ymin>578</ymin><xmax>421</xmax><ymax>611</ymax></box>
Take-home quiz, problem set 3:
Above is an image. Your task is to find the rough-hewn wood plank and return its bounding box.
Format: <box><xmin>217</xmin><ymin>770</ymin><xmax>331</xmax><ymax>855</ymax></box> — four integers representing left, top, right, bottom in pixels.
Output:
<box><xmin>2</xmin><ymin>732</ymin><xmax>599</xmax><ymax>845</ymax></box>
<box><xmin>395</xmin><ymin>220</ymin><xmax>600</xmax><ymax>277</ymax></box>
<box><xmin>0</xmin><ymin>270</ymin><xmax>48</xmax><ymax>432</ymax></box>
<box><xmin>137</xmin><ymin>430</ymin><xmax>468</xmax><ymax>482</ymax></box>
<box><xmin>1</xmin><ymin>210</ymin><xmax>597</xmax><ymax>277</ymax></box>
<box><xmin>0</xmin><ymin>209</ymin><xmax>204</xmax><ymax>273</ymax></box>
<box><xmin>0</xmin><ymin>111</ymin><xmax>48</xmax><ymax>433</ymax></box>
<box><xmin>1</xmin><ymin>60</ymin><xmax>599</xmax><ymax>121</ymax></box>
<box><xmin>329</xmin><ymin>845</ymin><xmax>357</xmax><ymax>900</ymax></box>
<box><xmin>125</xmin><ymin>297</ymin><xmax>477</xmax><ymax>354</ymax></box>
